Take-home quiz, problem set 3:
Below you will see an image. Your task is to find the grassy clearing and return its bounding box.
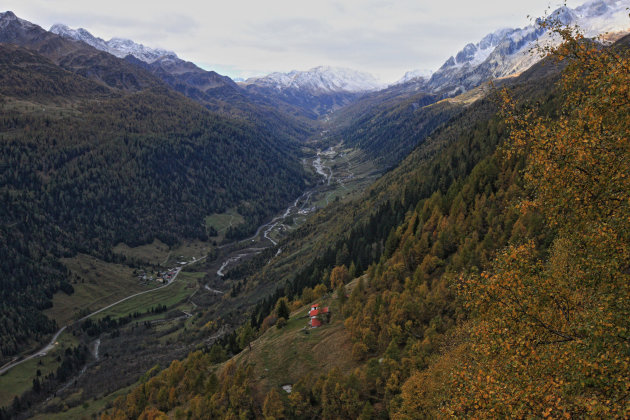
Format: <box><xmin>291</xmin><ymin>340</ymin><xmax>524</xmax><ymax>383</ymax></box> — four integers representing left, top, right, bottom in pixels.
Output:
<box><xmin>30</xmin><ymin>383</ymin><xmax>135</xmax><ymax>420</ymax></box>
<box><xmin>113</xmin><ymin>239</ymin><xmax>211</xmax><ymax>266</ymax></box>
<box><xmin>93</xmin><ymin>271</ymin><xmax>204</xmax><ymax>320</ymax></box>
<box><xmin>0</xmin><ymin>98</ymin><xmax>80</xmax><ymax>119</ymax></box>
<box><xmin>45</xmin><ymin>254</ymin><xmax>151</xmax><ymax>326</ymax></box>
<box><xmin>0</xmin><ymin>331</ymin><xmax>78</xmax><ymax>407</ymax></box>
<box><xmin>113</xmin><ymin>239</ymin><xmax>171</xmax><ymax>266</ymax></box>
<box><xmin>165</xmin><ymin>241</ymin><xmax>212</xmax><ymax>266</ymax></box>
<box><xmin>233</xmin><ymin>295</ymin><xmax>357</xmax><ymax>397</ymax></box>
<box><xmin>205</xmin><ymin>208</ymin><xmax>245</xmax><ymax>238</ymax></box>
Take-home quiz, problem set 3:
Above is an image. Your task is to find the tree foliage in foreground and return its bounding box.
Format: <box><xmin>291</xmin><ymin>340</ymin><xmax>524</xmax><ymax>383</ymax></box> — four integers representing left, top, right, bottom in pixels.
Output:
<box><xmin>401</xmin><ymin>28</ymin><xmax>630</xmax><ymax>418</ymax></box>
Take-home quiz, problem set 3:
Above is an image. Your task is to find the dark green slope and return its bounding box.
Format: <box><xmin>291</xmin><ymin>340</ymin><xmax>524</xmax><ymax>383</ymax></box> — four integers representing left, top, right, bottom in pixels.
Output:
<box><xmin>124</xmin><ymin>55</ymin><xmax>315</xmax><ymax>142</ymax></box>
<box><xmin>0</xmin><ymin>43</ymin><xmax>110</xmax><ymax>99</ymax></box>
<box><xmin>326</xmin><ymin>80</ymin><xmax>456</xmax><ymax>168</ymax></box>
<box><xmin>0</xmin><ymin>44</ymin><xmax>308</xmax><ymax>361</ymax></box>
<box><xmin>340</xmin><ymin>94</ymin><xmax>460</xmax><ymax>167</ymax></box>
<box><xmin>8</xmin><ymin>87</ymin><xmax>306</xmax><ymax>249</ymax></box>
<box><xmin>332</xmin><ymin>48</ymin><xmax>565</xmax><ymax>170</ymax></box>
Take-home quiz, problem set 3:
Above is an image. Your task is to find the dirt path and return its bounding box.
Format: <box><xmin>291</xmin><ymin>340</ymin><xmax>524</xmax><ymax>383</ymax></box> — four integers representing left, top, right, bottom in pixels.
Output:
<box><xmin>204</xmin><ymin>285</ymin><xmax>224</xmax><ymax>294</ymax></box>
<box><xmin>161</xmin><ymin>250</ymin><xmax>172</xmax><ymax>265</ymax></box>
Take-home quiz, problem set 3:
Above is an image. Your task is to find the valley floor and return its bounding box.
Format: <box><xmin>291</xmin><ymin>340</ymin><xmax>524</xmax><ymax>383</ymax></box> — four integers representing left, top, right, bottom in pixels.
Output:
<box><xmin>0</xmin><ymin>134</ymin><xmax>381</xmax><ymax>419</ymax></box>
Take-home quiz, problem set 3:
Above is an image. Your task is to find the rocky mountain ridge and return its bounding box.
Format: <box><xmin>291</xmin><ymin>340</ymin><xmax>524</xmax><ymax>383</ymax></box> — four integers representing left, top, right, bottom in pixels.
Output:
<box><xmin>401</xmin><ymin>0</ymin><xmax>630</xmax><ymax>94</ymax></box>
<box><xmin>50</xmin><ymin>23</ymin><xmax>177</xmax><ymax>63</ymax></box>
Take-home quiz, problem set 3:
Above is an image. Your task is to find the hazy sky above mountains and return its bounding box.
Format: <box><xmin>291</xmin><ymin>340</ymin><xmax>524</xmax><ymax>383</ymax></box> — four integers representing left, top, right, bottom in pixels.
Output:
<box><xmin>5</xmin><ymin>0</ymin><xmax>584</xmax><ymax>82</ymax></box>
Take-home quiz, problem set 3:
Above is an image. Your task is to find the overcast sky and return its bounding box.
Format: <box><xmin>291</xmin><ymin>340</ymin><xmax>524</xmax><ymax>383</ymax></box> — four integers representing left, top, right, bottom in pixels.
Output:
<box><xmin>4</xmin><ymin>0</ymin><xmax>584</xmax><ymax>82</ymax></box>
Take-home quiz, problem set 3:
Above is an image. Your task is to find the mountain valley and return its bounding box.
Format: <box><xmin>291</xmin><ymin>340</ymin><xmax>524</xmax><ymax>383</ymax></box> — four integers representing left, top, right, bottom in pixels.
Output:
<box><xmin>0</xmin><ymin>1</ymin><xmax>629</xmax><ymax>419</ymax></box>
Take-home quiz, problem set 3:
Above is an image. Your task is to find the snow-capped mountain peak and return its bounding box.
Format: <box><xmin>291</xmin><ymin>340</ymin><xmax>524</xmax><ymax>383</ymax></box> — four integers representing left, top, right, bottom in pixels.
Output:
<box><xmin>50</xmin><ymin>23</ymin><xmax>177</xmax><ymax>64</ymax></box>
<box><xmin>0</xmin><ymin>10</ymin><xmax>38</xmax><ymax>31</ymax></box>
<box><xmin>442</xmin><ymin>26</ymin><xmax>535</xmax><ymax>71</ymax></box>
<box><xmin>400</xmin><ymin>0</ymin><xmax>630</xmax><ymax>94</ymax></box>
<box><xmin>571</xmin><ymin>0</ymin><xmax>630</xmax><ymax>37</ymax></box>
<box><xmin>50</xmin><ymin>23</ymin><xmax>110</xmax><ymax>51</ymax></box>
<box><xmin>244</xmin><ymin>66</ymin><xmax>384</xmax><ymax>94</ymax></box>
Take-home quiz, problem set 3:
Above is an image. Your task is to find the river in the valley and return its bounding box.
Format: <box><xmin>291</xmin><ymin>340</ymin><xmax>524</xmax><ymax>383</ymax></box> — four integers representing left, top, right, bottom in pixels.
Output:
<box><xmin>207</xmin><ymin>145</ymin><xmax>340</xmax><ymax>287</ymax></box>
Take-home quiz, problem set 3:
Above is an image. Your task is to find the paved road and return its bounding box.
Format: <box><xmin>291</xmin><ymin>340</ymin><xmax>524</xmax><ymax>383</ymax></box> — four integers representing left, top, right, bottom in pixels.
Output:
<box><xmin>213</xmin><ymin>149</ymin><xmax>335</xmax><ymax>279</ymax></box>
<box><xmin>77</xmin><ymin>266</ymin><xmax>182</xmax><ymax>322</ymax></box>
<box><xmin>0</xmin><ymin>326</ymin><xmax>67</xmax><ymax>375</ymax></box>
<box><xmin>0</xmin><ymin>259</ymin><xmax>206</xmax><ymax>376</ymax></box>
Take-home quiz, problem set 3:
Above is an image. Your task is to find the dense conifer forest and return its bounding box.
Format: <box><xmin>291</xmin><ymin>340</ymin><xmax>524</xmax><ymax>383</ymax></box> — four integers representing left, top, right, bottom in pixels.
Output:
<box><xmin>0</xmin><ymin>43</ymin><xmax>309</xmax><ymax>362</ymax></box>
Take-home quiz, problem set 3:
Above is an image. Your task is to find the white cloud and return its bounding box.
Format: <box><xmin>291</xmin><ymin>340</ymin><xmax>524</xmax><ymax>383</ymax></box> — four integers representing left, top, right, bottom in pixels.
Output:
<box><xmin>3</xmin><ymin>0</ymin><xmax>586</xmax><ymax>83</ymax></box>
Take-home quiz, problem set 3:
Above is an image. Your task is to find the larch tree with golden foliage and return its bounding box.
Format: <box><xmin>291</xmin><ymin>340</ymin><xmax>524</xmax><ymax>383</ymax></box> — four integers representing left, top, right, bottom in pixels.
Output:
<box><xmin>439</xmin><ymin>25</ymin><xmax>630</xmax><ymax>418</ymax></box>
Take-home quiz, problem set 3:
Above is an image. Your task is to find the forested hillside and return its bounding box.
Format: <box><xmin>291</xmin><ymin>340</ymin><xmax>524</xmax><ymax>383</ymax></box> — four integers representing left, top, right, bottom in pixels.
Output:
<box><xmin>338</xmin><ymin>91</ymin><xmax>456</xmax><ymax>167</ymax></box>
<box><xmin>0</xmin><ymin>43</ymin><xmax>308</xmax><ymax>362</ymax></box>
<box><xmin>335</xmin><ymin>48</ymin><xmax>564</xmax><ymax>169</ymax></box>
<box><xmin>100</xmin><ymin>29</ymin><xmax>629</xmax><ymax>419</ymax></box>
<box><xmin>123</xmin><ymin>55</ymin><xmax>316</xmax><ymax>143</ymax></box>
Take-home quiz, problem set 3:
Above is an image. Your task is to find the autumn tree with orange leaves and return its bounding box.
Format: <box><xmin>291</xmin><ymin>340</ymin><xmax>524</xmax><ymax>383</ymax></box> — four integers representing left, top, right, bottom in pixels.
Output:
<box><xmin>435</xmin><ymin>25</ymin><xmax>630</xmax><ymax>418</ymax></box>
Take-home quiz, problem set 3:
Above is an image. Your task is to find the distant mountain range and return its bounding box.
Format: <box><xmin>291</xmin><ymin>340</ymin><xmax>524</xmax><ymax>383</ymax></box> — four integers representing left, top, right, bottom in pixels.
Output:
<box><xmin>48</xmin><ymin>25</ymin><xmax>385</xmax><ymax>95</ymax></box>
<box><xmin>45</xmin><ymin>0</ymin><xmax>630</xmax><ymax>114</ymax></box>
<box><xmin>50</xmin><ymin>23</ymin><xmax>178</xmax><ymax>63</ymax></box>
<box><xmin>49</xmin><ymin>24</ymin><xmax>385</xmax><ymax>95</ymax></box>
<box><xmin>239</xmin><ymin>66</ymin><xmax>384</xmax><ymax>116</ymax></box>
<box><xmin>48</xmin><ymin>23</ymin><xmax>384</xmax><ymax>118</ymax></box>
<box><xmin>0</xmin><ymin>11</ymin><xmax>159</xmax><ymax>91</ymax></box>
<box><xmin>242</xmin><ymin>66</ymin><xmax>384</xmax><ymax>94</ymax></box>
<box><xmin>49</xmin><ymin>22</ymin><xmax>239</xmax><ymax>94</ymax></box>
<box><xmin>329</xmin><ymin>0</ymin><xmax>629</xmax><ymax>169</ymax></box>
<box><xmin>48</xmin><ymin>21</ymin><xmax>246</xmax><ymax>110</ymax></box>
<box><xmin>2</xmin><ymin>0</ymin><xmax>628</xmax><ymax>118</ymax></box>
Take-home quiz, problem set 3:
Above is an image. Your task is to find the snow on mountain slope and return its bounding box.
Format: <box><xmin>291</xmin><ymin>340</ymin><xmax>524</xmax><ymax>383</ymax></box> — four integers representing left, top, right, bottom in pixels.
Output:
<box><xmin>574</xmin><ymin>0</ymin><xmax>630</xmax><ymax>35</ymax></box>
<box><xmin>50</xmin><ymin>23</ymin><xmax>177</xmax><ymax>63</ymax></box>
<box><xmin>48</xmin><ymin>22</ymin><xmax>243</xmax><ymax>109</ymax></box>
<box><xmin>396</xmin><ymin>68</ymin><xmax>434</xmax><ymax>85</ymax></box>
<box><xmin>243</xmin><ymin>66</ymin><xmax>385</xmax><ymax>94</ymax></box>
<box><xmin>0</xmin><ymin>11</ymin><xmax>39</xmax><ymax>32</ymax></box>
<box><xmin>402</xmin><ymin>0</ymin><xmax>630</xmax><ymax>94</ymax></box>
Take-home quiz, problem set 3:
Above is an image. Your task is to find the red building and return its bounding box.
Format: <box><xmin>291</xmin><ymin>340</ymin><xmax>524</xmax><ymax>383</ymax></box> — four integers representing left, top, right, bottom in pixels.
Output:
<box><xmin>309</xmin><ymin>304</ymin><xmax>330</xmax><ymax>328</ymax></box>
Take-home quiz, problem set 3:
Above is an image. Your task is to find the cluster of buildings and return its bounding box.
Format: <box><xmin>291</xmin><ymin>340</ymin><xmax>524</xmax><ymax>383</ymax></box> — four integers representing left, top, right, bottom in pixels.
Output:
<box><xmin>156</xmin><ymin>269</ymin><xmax>177</xmax><ymax>284</ymax></box>
<box><xmin>137</xmin><ymin>268</ymin><xmax>178</xmax><ymax>284</ymax></box>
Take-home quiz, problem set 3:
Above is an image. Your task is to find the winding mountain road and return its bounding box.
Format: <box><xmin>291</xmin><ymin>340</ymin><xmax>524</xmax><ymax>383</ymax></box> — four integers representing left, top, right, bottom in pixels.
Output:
<box><xmin>210</xmin><ymin>148</ymin><xmax>335</xmax><ymax>280</ymax></box>
<box><xmin>0</xmin><ymin>326</ymin><xmax>67</xmax><ymax>375</ymax></box>
<box><xmin>1</xmin><ymin>145</ymin><xmax>338</xmax><ymax>376</ymax></box>
<box><xmin>0</xmin><ymin>260</ymin><xmax>201</xmax><ymax>376</ymax></box>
